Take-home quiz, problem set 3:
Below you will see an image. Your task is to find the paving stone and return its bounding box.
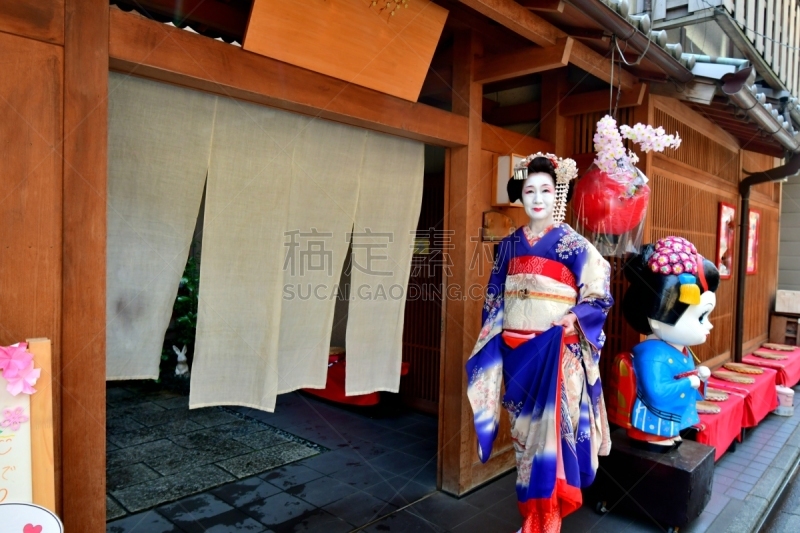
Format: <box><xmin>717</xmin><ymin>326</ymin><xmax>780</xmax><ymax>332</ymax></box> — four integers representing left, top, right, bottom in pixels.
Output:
<box><xmin>451</xmin><ymin>506</ymin><xmax>521</xmax><ymax>533</ymax></box>
<box><xmin>158</xmin><ymin>493</ymin><xmax>234</xmax><ymax>523</ymax></box>
<box><xmin>361</xmin><ymin>508</ymin><xmax>444</xmax><ymax>532</ymax></box>
<box><xmin>216</xmin><ymin>441</ymin><xmax>318</xmax><ymax>479</ymax></box>
<box><xmin>107</xmin><ymin>387</ymin><xmax>137</xmax><ymax>403</ymax></box>
<box><xmin>260</xmin><ymin>463</ymin><xmax>325</xmax><ymax>489</ymax></box>
<box><xmin>111</xmin><ymin>464</ymin><xmax>235</xmax><ymax>512</ymax></box>
<box><xmin>407</xmin><ymin>491</ymin><xmax>482</xmax><ymax>530</ymax></box>
<box><xmin>109</xmin><ymin>419</ymin><xmax>205</xmax><ymax>448</ymax></box>
<box><xmin>153</xmin><ymin>396</ymin><xmax>190</xmax><ymax>410</ymax></box>
<box><xmin>284</xmin><ymin>475</ymin><xmax>358</xmax><ymax>507</ymax></box>
<box><xmin>725</xmin><ymin>487</ymin><xmax>750</xmax><ymax>500</ymax></box>
<box><xmin>737</xmin><ymin>473</ymin><xmax>760</xmax><ymax>484</ymax></box>
<box><xmin>188</xmin><ymin>408</ymin><xmax>241</xmax><ymax>428</ymax></box>
<box><xmin>145</xmin><ymin>445</ymin><xmax>223</xmax><ymax>476</ymax></box>
<box><xmin>170</xmin><ymin>428</ymin><xmax>255</xmax><ymax>457</ymax></box>
<box><xmin>328</xmin><ymin>462</ymin><xmax>394</xmax><ymax>489</ymax></box>
<box><xmin>751</xmin><ymin>466</ymin><xmax>786</xmax><ymax>500</ymax></box>
<box><xmin>211</xmin><ymin>418</ymin><xmax>272</xmax><ymax>438</ymax></box>
<box><xmin>297</xmin><ymin>449</ymin><xmax>364</xmax><ymax>475</ymax></box>
<box><xmin>107</xmin><ymin>463</ymin><xmax>161</xmax><ymax>492</ymax></box>
<box><xmin>723</xmin><ymin>495</ymin><xmax>769</xmax><ymax>533</ymax></box>
<box><xmin>322</xmin><ymin>491</ymin><xmax>397</xmax><ymax>527</ymax></box>
<box><xmin>107</xmin><ymin>439</ymin><xmax>182</xmax><ymax>470</ymax></box>
<box><xmin>270</xmin><ymin>508</ymin><xmax>352</xmax><ymax>533</ymax></box>
<box><xmin>233</xmin><ymin>429</ymin><xmax>291</xmax><ymax>450</ymax></box>
<box><xmin>106</xmin><ymin>510</ymin><xmax>182</xmax><ymax>533</ymax></box>
<box><xmin>367</xmin><ymin>475</ymin><xmax>435</xmax><ymax>508</ymax></box>
<box><xmin>370</xmin><ymin>450</ymin><xmax>428</xmax><ymax>476</ymax></box>
<box><xmin>211</xmin><ymin>476</ymin><xmax>281</xmax><ymax>507</ymax></box>
<box><xmin>130</xmin><ymin>407</ymin><xmax>191</xmax><ymax>427</ymax></box>
<box><xmin>107</xmin><ymin>417</ymin><xmax>146</xmax><ymax>435</ymax></box>
<box><xmin>108</xmin><ymin>401</ymin><xmax>166</xmax><ymax>420</ymax></box>
<box><xmin>336</xmin><ymin>437</ymin><xmax>391</xmax><ymax>460</ymax></box>
<box><xmin>242</xmin><ymin>492</ymin><xmax>316</xmax><ymax>529</ymax></box>
<box><xmin>107</xmin><ymin>495</ymin><xmax>127</xmax><ymax>521</ymax></box>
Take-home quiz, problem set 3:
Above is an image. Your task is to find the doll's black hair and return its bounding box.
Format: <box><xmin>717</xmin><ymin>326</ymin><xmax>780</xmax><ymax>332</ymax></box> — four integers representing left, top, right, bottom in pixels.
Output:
<box><xmin>507</xmin><ymin>156</ymin><xmax>574</xmax><ymax>204</ymax></box>
<box><xmin>622</xmin><ymin>243</ymin><xmax>721</xmax><ymax>334</ymax></box>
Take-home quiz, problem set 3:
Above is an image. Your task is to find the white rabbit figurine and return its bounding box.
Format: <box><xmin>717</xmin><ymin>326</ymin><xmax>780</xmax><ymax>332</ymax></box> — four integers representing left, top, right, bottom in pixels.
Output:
<box><xmin>173</xmin><ymin>345</ymin><xmax>190</xmax><ymax>377</ymax></box>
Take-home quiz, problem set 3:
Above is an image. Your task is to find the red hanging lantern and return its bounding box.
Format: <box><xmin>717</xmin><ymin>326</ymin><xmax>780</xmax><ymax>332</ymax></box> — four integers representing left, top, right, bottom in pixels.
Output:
<box><xmin>573</xmin><ymin>166</ymin><xmax>650</xmax><ymax>235</ymax></box>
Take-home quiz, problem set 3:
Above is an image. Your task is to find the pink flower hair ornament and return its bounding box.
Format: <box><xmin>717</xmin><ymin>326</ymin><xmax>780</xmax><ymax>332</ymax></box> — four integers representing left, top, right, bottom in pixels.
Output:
<box><xmin>0</xmin><ymin>343</ymin><xmax>40</xmax><ymax>396</ymax></box>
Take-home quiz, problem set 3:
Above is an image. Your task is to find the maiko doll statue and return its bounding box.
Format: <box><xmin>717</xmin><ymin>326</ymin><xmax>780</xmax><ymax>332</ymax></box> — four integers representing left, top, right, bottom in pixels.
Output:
<box><xmin>465</xmin><ymin>154</ymin><xmax>614</xmax><ymax>533</ymax></box>
<box><xmin>613</xmin><ymin>237</ymin><xmax>720</xmax><ymax>448</ymax></box>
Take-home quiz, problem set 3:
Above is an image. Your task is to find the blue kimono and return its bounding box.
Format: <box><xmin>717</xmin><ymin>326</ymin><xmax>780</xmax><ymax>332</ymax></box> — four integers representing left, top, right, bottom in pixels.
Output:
<box><xmin>465</xmin><ymin>224</ymin><xmax>613</xmax><ymax>530</ymax></box>
<box><xmin>631</xmin><ymin>339</ymin><xmax>704</xmax><ymax>438</ymax></box>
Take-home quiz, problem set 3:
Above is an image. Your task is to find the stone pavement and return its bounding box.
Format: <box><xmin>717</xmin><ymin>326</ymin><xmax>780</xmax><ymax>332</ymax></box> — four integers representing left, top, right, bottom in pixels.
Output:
<box><xmin>107</xmin><ymin>383</ymin><xmax>800</xmax><ymax>532</ymax></box>
<box><xmin>106</xmin><ymin>390</ymin><xmax>438</xmax><ymax>532</ymax></box>
<box><xmin>763</xmin><ymin>455</ymin><xmax>800</xmax><ymax>532</ymax></box>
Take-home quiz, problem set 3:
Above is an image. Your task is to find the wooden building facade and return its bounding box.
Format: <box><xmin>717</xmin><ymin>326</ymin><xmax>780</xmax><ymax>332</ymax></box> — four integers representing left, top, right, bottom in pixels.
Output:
<box><xmin>0</xmin><ymin>1</ymin><xmax>785</xmax><ymax>530</ymax></box>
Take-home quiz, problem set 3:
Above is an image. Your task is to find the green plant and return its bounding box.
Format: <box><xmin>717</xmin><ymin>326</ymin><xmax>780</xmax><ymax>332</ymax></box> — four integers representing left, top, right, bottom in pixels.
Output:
<box><xmin>173</xmin><ymin>254</ymin><xmax>200</xmax><ymax>353</ymax></box>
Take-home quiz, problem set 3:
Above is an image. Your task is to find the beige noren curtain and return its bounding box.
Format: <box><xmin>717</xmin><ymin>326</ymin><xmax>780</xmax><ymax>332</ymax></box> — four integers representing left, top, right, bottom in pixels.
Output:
<box><xmin>107</xmin><ymin>76</ymin><xmax>424</xmax><ymax>409</ymax></box>
<box><xmin>106</xmin><ymin>73</ymin><xmax>215</xmax><ymax>380</ymax></box>
<box><xmin>345</xmin><ymin>134</ymin><xmax>425</xmax><ymax>395</ymax></box>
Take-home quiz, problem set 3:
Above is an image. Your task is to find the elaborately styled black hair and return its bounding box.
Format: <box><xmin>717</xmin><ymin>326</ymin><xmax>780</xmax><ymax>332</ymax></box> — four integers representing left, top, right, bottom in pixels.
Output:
<box><xmin>622</xmin><ymin>243</ymin><xmax>721</xmax><ymax>334</ymax></box>
<box><xmin>507</xmin><ymin>156</ymin><xmax>574</xmax><ymax>204</ymax></box>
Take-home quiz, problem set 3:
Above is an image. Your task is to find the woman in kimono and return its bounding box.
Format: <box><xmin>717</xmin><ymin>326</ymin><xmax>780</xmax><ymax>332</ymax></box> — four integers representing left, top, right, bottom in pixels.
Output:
<box><xmin>466</xmin><ymin>154</ymin><xmax>613</xmax><ymax>533</ymax></box>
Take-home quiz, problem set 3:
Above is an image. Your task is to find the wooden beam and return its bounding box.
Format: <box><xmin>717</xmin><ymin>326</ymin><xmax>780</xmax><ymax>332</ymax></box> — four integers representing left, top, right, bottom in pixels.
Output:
<box><xmin>108</xmin><ymin>8</ymin><xmax>469</xmax><ymax>147</ymax></box>
<box><xmin>474</xmin><ymin>38</ymin><xmax>573</xmax><ymax>84</ymax></box>
<box><xmin>483</xmin><ymin>101</ymin><xmax>541</xmax><ymax>126</ymax></box>
<box><xmin>563</xmin><ymin>26</ymin><xmax>611</xmax><ymax>42</ymax></box>
<box><xmin>459</xmin><ymin>0</ymin><xmax>638</xmax><ymax>90</ymax></box>
<box><xmin>63</xmin><ymin>0</ymin><xmax>107</xmax><ymax>531</ymax></box>
<box><xmin>559</xmin><ymin>82</ymin><xmax>646</xmax><ymax>116</ymax></box>
<box><xmin>518</xmin><ymin>0</ymin><xmax>565</xmax><ymax>12</ymax></box>
<box><xmin>458</xmin><ymin>0</ymin><xmax>566</xmax><ymax>47</ymax></box>
<box><xmin>482</xmin><ymin>122</ymin><xmax>553</xmax><ymax>154</ymax></box>
<box><xmin>569</xmin><ymin>39</ymin><xmax>636</xmax><ymax>91</ymax></box>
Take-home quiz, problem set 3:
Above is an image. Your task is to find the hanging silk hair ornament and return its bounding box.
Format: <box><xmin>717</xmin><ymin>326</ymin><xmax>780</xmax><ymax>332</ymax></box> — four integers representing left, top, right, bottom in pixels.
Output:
<box><xmin>572</xmin><ymin>115</ymin><xmax>681</xmax><ymax>256</ymax></box>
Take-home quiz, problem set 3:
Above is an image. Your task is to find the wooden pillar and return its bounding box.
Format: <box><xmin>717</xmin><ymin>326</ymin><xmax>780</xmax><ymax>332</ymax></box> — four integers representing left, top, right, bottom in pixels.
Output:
<box><xmin>439</xmin><ymin>30</ymin><xmax>484</xmax><ymax>495</ymax></box>
<box><xmin>539</xmin><ymin>67</ymin><xmax>572</xmax><ymax>155</ymax></box>
<box><xmin>61</xmin><ymin>0</ymin><xmax>108</xmax><ymax>530</ymax></box>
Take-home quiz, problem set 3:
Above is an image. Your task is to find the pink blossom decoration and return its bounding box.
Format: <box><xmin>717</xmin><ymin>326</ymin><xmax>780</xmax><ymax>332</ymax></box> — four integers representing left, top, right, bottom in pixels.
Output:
<box><xmin>3</xmin><ymin>358</ymin><xmax>40</xmax><ymax>396</ymax></box>
<box><xmin>0</xmin><ymin>342</ymin><xmax>29</xmax><ymax>373</ymax></box>
<box><xmin>1</xmin><ymin>406</ymin><xmax>30</xmax><ymax>431</ymax></box>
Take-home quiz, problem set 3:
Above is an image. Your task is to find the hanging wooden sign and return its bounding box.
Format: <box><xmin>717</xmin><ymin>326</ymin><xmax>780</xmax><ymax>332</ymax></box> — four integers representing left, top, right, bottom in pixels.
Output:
<box><xmin>243</xmin><ymin>0</ymin><xmax>448</xmax><ymax>102</ymax></box>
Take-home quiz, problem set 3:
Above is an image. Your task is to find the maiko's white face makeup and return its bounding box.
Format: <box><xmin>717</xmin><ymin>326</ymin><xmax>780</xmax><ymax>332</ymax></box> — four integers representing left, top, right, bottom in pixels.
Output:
<box><xmin>649</xmin><ymin>290</ymin><xmax>716</xmax><ymax>348</ymax></box>
<box><xmin>522</xmin><ymin>172</ymin><xmax>555</xmax><ymax>225</ymax></box>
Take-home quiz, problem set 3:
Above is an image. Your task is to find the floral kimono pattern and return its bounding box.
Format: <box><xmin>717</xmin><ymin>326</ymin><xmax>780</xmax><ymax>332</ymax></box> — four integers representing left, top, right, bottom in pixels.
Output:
<box><xmin>466</xmin><ymin>224</ymin><xmax>613</xmax><ymax>533</ymax></box>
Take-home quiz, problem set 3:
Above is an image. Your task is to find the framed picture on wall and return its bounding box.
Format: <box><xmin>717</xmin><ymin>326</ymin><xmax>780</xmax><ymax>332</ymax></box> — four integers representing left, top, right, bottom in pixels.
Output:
<box><xmin>716</xmin><ymin>202</ymin><xmax>736</xmax><ymax>280</ymax></box>
<box><xmin>747</xmin><ymin>209</ymin><xmax>761</xmax><ymax>275</ymax></box>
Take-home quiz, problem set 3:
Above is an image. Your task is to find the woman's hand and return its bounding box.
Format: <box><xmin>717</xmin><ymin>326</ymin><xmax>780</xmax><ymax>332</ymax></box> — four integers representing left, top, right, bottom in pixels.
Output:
<box><xmin>553</xmin><ymin>312</ymin><xmax>578</xmax><ymax>336</ymax></box>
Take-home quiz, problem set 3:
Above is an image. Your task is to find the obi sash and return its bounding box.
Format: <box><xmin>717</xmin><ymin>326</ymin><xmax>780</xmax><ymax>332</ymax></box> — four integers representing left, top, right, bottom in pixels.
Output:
<box><xmin>508</xmin><ymin>256</ymin><xmax>578</xmax><ymax>291</ymax></box>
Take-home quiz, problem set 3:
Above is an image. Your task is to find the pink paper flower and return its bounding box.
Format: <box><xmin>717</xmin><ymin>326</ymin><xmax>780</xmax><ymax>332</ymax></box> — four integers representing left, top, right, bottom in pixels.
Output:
<box><xmin>3</xmin><ymin>359</ymin><xmax>40</xmax><ymax>396</ymax></box>
<box><xmin>1</xmin><ymin>406</ymin><xmax>29</xmax><ymax>431</ymax></box>
<box><xmin>0</xmin><ymin>343</ymin><xmax>30</xmax><ymax>373</ymax></box>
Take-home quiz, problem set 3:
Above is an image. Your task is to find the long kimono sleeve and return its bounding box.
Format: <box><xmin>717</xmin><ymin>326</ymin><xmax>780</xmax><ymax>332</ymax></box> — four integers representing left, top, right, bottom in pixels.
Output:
<box><xmin>465</xmin><ymin>237</ymin><xmax>511</xmax><ymax>462</ymax></box>
<box><xmin>570</xmin><ymin>241</ymin><xmax>613</xmax><ymax>350</ymax></box>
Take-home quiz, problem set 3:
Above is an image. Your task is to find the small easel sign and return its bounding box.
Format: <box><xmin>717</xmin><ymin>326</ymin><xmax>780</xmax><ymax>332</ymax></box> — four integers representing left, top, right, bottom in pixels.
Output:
<box><xmin>0</xmin><ymin>339</ymin><xmax>55</xmax><ymax>512</ymax></box>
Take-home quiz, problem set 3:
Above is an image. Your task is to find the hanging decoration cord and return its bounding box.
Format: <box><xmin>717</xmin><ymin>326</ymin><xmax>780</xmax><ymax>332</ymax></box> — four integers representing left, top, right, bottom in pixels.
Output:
<box><xmin>609</xmin><ymin>43</ymin><xmax>615</xmax><ymax>116</ymax></box>
<box><xmin>614</xmin><ymin>33</ymin><xmax>652</xmax><ymax>68</ymax></box>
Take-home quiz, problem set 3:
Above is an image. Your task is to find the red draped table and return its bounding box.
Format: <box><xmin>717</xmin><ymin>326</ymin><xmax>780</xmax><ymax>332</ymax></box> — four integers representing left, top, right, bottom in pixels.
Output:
<box><xmin>695</xmin><ymin>390</ymin><xmax>745</xmax><ymax>461</ymax></box>
<box><xmin>707</xmin><ymin>367</ymin><xmax>778</xmax><ymax>428</ymax></box>
<box><xmin>743</xmin><ymin>346</ymin><xmax>800</xmax><ymax>387</ymax></box>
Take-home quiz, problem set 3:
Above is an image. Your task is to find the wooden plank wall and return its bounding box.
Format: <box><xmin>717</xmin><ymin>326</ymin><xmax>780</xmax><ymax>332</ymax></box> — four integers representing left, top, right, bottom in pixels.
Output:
<box><xmin>0</xmin><ymin>1</ymin><xmax>108</xmax><ymax>530</ymax></box>
<box><xmin>0</xmin><ymin>0</ymin><xmax>64</xmax><ymax>514</ymax></box>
